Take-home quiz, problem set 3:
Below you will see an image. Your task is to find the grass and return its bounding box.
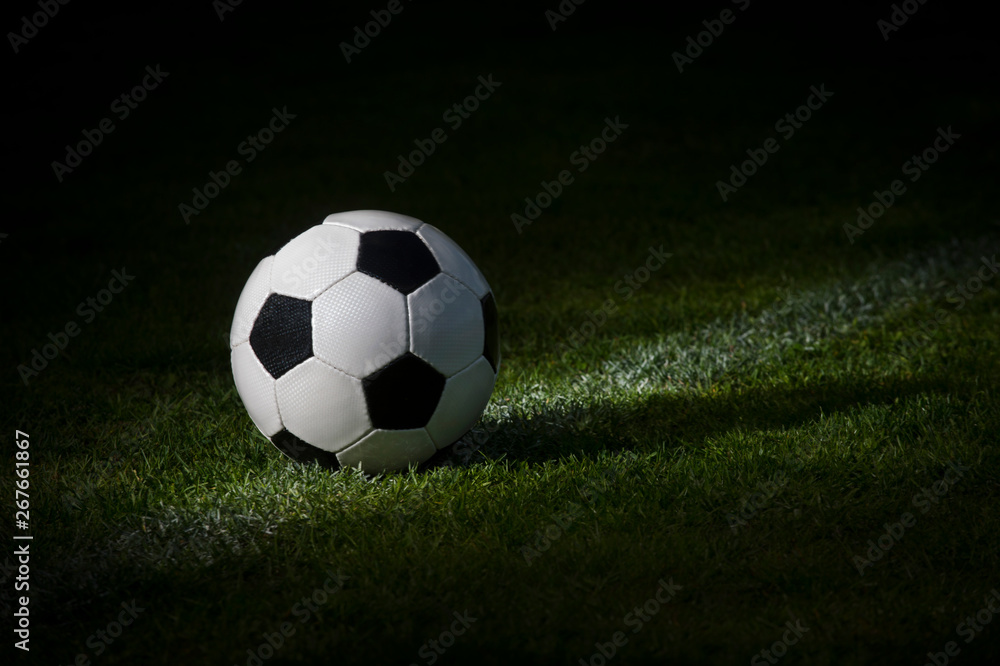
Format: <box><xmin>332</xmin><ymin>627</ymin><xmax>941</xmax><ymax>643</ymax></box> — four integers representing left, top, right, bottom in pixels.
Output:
<box><xmin>4</xmin><ymin>14</ymin><xmax>1000</xmax><ymax>666</ymax></box>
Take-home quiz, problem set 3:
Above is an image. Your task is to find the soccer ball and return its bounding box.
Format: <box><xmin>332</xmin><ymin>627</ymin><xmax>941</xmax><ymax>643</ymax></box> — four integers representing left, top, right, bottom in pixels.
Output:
<box><xmin>229</xmin><ymin>210</ymin><xmax>500</xmax><ymax>474</ymax></box>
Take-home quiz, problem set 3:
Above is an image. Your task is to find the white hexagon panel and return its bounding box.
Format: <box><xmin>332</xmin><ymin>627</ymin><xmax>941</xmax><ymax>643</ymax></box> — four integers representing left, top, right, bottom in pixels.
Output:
<box><xmin>275</xmin><ymin>358</ymin><xmax>370</xmax><ymax>453</ymax></box>
<box><xmin>229</xmin><ymin>211</ymin><xmax>500</xmax><ymax>475</ymax></box>
<box><xmin>408</xmin><ymin>274</ymin><xmax>484</xmax><ymax>377</ymax></box>
<box><xmin>270</xmin><ymin>224</ymin><xmax>359</xmax><ymax>300</ymax></box>
<box><xmin>313</xmin><ymin>272</ymin><xmax>408</xmax><ymax>377</ymax></box>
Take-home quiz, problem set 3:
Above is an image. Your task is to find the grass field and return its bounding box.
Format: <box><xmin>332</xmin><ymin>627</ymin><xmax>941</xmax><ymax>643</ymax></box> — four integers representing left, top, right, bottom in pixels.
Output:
<box><xmin>4</xmin><ymin>4</ymin><xmax>1000</xmax><ymax>664</ymax></box>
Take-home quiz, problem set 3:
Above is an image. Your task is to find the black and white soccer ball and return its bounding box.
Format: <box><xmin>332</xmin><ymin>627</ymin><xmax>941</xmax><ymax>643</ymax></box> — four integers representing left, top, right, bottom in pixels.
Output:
<box><xmin>230</xmin><ymin>210</ymin><xmax>499</xmax><ymax>474</ymax></box>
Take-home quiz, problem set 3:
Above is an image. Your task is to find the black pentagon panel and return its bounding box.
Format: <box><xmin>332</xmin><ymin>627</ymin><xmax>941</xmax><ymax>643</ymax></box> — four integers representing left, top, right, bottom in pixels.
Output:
<box><xmin>363</xmin><ymin>352</ymin><xmax>445</xmax><ymax>429</ymax></box>
<box><xmin>250</xmin><ymin>294</ymin><xmax>313</xmax><ymax>379</ymax></box>
<box><xmin>481</xmin><ymin>292</ymin><xmax>500</xmax><ymax>373</ymax></box>
<box><xmin>270</xmin><ymin>429</ymin><xmax>341</xmax><ymax>470</ymax></box>
<box><xmin>357</xmin><ymin>230</ymin><xmax>440</xmax><ymax>294</ymax></box>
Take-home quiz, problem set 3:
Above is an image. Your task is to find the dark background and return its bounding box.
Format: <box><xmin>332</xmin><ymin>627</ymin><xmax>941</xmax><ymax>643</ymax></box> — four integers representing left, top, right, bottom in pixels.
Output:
<box><xmin>3</xmin><ymin>1</ymin><xmax>999</xmax><ymax>663</ymax></box>
<box><xmin>4</xmin><ymin>0</ymin><xmax>997</xmax><ymax>325</ymax></box>
<box><xmin>4</xmin><ymin>0</ymin><xmax>998</xmax><ymax>360</ymax></box>
<box><xmin>6</xmin><ymin>0</ymin><xmax>998</xmax><ymax>194</ymax></box>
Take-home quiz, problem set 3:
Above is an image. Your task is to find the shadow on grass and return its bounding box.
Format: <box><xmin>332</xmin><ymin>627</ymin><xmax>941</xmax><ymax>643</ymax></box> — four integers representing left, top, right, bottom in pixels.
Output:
<box><xmin>424</xmin><ymin>372</ymin><xmax>957</xmax><ymax>470</ymax></box>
